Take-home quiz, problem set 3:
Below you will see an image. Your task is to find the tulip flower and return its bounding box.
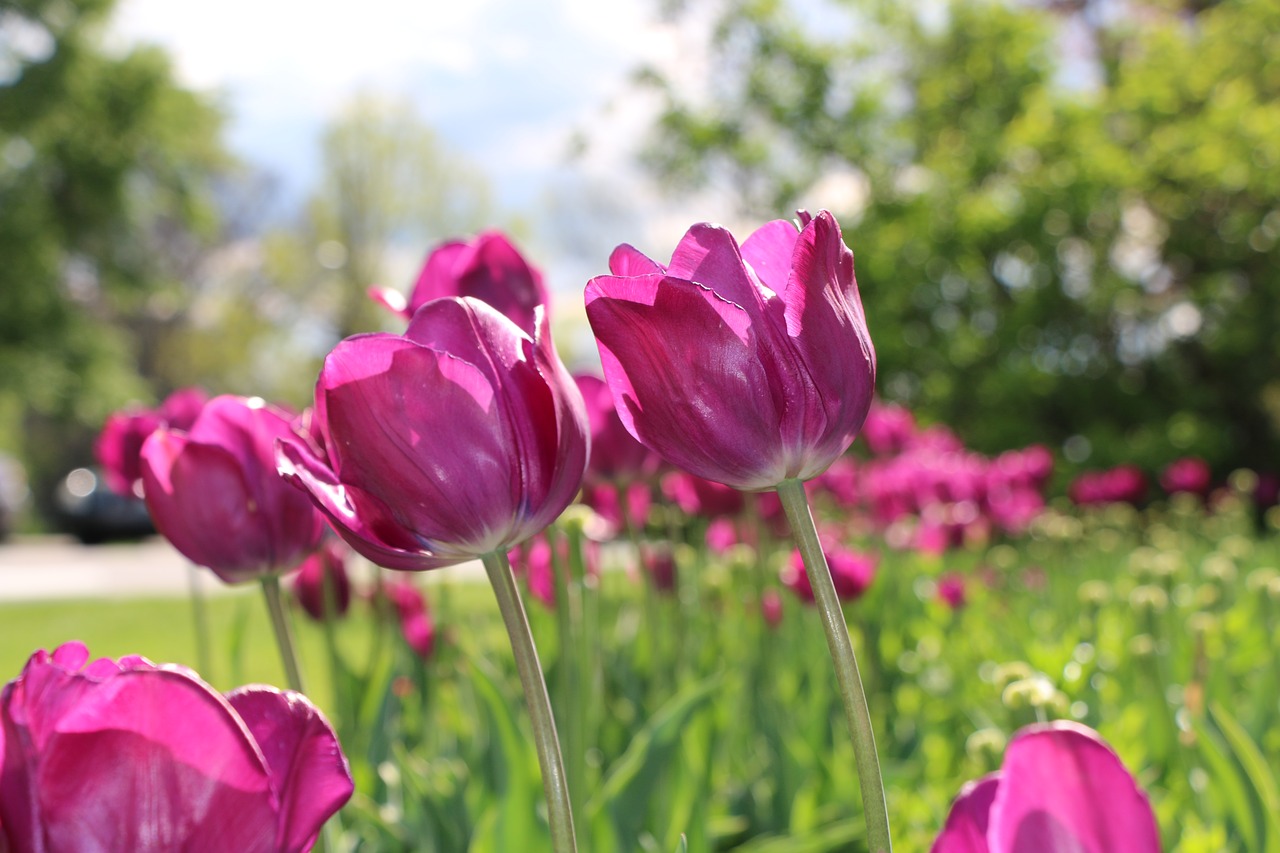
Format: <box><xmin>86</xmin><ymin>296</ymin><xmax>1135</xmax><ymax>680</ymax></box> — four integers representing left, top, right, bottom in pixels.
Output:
<box><xmin>279</xmin><ymin>297</ymin><xmax>587</xmax><ymax>571</ymax></box>
<box><xmin>369</xmin><ymin>230</ymin><xmax>548</xmax><ymax>336</ymax></box>
<box><xmin>280</xmin><ymin>295</ymin><xmax>587</xmax><ymax>851</ymax></box>
<box><xmin>140</xmin><ymin>395</ymin><xmax>326</xmax><ymax>584</ymax></box>
<box><xmin>384</xmin><ymin>580</ymin><xmax>437</xmax><ymax>660</ymax></box>
<box><xmin>96</xmin><ymin>386</ymin><xmax>208</xmax><ymax>496</ymax></box>
<box><xmin>933</xmin><ymin>721</ymin><xmax>1161</xmax><ymax>853</ymax></box>
<box><xmin>292</xmin><ymin>539</ymin><xmax>353</xmax><ymax>621</ymax></box>
<box><xmin>574</xmin><ymin>373</ymin><xmax>657</xmax><ymax>482</ymax></box>
<box><xmin>1160</xmin><ymin>456</ymin><xmax>1212</xmax><ymax>497</ymax></box>
<box><xmin>936</xmin><ymin>574</ymin><xmax>967</xmax><ymax>610</ymax></box>
<box><xmin>782</xmin><ymin>541</ymin><xmax>877</xmax><ymax>604</ymax></box>
<box><xmin>0</xmin><ymin>642</ymin><xmax>352</xmax><ymax>853</ymax></box>
<box><xmin>585</xmin><ymin>209</ymin><xmax>875</xmax><ymax>491</ymax></box>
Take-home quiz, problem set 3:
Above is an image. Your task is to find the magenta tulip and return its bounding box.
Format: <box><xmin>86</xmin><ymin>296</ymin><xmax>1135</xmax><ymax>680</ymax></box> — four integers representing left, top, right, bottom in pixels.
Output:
<box><xmin>585</xmin><ymin>210</ymin><xmax>875</xmax><ymax>491</ymax></box>
<box><xmin>383</xmin><ymin>580</ymin><xmax>437</xmax><ymax>659</ymax></box>
<box><xmin>573</xmin><ymin>373</ymin><xmax>657</xmax><ymax>482</ymax></box>
<box><xmin>96</xmin><ymin>386</ymin><xmax>208</xmax><ymax>496</ymax></box>
<box><xmin>278</xmin><ymin>297</ymin><xmax>588</xmax><ymax>571</ymax></box>
<box><xmin>140</xmin><ymin>395</ymin><xmax>326</xmax><ymax>584</ymax></box>
<box><xmin>369</xmin><ymin>230</ymin><xmax>548</xmax><ymax>336</ymax></box>
<box><xmin>782</xmin><ymin>541</ymin><xmax>877</xmax><ymax>604</ymax></box>
<box><xmin>291</xmin><ymin>539</ymin><xmax>352</xmax><ymax>621</ymax></box>
<box><xmin>0</xmin><ymin>642</ymin><xmax>352</xmax><ymax>853</ymax></box>
<box><xmin>933</xmin><ymin>721</ymin><xmax>1161</xmax><ymax>853</ymax></box>
<box><xmin>1160</xmin><ymin>456</ymin><xmax>1212</xmax><ymax>497</ymax></box>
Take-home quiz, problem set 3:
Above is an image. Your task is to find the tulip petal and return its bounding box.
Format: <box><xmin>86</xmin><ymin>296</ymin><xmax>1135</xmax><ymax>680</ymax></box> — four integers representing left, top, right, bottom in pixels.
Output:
<box><xmin>665</xmin><ymin>223</ymin><xmax>770</xmax><ymax>312</ymax></box>
<box><xmin>276</xmin><ymin>437</ymin><xmax>465</xmax><ymax>572</ymax></box>
<box><xmin>586</xmin><ymin>273</ymin><xmax>790</xmax><ymax>489</ymax></box>
<box><xmin>933</xmin><ymin>775</ymin><xmax>998</xmax><ymax>853</ymax></box>
<box><xmin>406</xmin><ymin>232</ymin><xmax>547</xmax><ymax>337</ymax></box>
<box><xmin>739</xmin><ymin>218</ymin><xmax>801</xmax><ymax>296</ymax></box>
<box><xmin>608</xmin><ymin>244</ymin><xmax>665</xmax><ymax>277</ymax></box>
<box><xmin>990</xmin><ymin>722</ymin><xmax>1161</xmax><ymax>853</ymax></box>
<box><xmin>779</xmin><ymin>211</ymin><xmax>875</xmax><ymax>477</ymax></box>
<box><xmin>226</xmin><ymin>687</ymin><xmax>353</xmax><ymax>853</ymax></box>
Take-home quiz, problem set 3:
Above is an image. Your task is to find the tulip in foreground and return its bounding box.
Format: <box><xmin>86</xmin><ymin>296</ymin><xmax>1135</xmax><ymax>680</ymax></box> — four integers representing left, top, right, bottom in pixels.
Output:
<box><xmin>0</xmin><ymin>642</ymin><xmax>352</xmax><ymax>853</ymax></box>
<box><xmin>587</xmin><ymin>210</ymin><xmax>889</xmax><ymax>851</ymax></box>
<box><xmin>933</xmin><ymin>721</ymin><xmax>1161</xmax><ymax>852</ymax></box>
<box><xmin>280</xmin><ymin>294</ymin><xmax>588</xmax><ymax>852</ymax></box>
<box><xmin>585</xmin><ymin>209</ymin><xmax>874</xmax><ymax>491</ymax></box>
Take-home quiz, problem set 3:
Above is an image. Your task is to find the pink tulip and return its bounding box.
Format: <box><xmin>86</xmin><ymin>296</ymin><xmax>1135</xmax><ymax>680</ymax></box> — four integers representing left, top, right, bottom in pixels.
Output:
<box><xmin>585</xmin><ymin>210</ymin><xmax>875</xmax><ymax>491</ymax></box>
<box><xmin>369</xmin><ymin>230</ymin><xmax>548</xmax><ymax>336</ymax></box>
<box><xmin>580</xmin><ymin>481</ymin><xmax>652</xmax><ymax>535</ymax></box>
<box><xmin>860</xmin><ymin>400</ymin><xmax>916</xmax><ymax>456</ymax></box>
<box><xmin>933</xmin><ymin>721</ymin><xmax>1161</xmax><ymax>853</ymax></box>
<box><xmin>96</xmin><ymin>387</ymin><xmax>208</xmax><ymax>496</ymax></box>
<box><xmin>662</xmin><ymin>472</ymin><xmax>746</xmax><ymax>519</ymax></box>
<box><xmin>292</xmin><ymin>539</ymin><xmax>352</xmax><ymax>621</ymax></box>
<box><xmin>574</xmin><ymin>373</ymin><xmax>658</xmax><ymax>482</ymax></box>
<box><xmin>0</xmin><ymin>642</ymin><xmax>352</xmax><ymax>853</ymax></box>
<box><xmin>140</xmin><ymin>395</ymin><xmax>325</xmax><ymax>584</ymax></box>
<box><xmin>278</xmin><ymin>297</ymin><xmax>588</xmax><ymax>572</ymax></box>
<box><xmin>936</xmin><ymin>573</ymin><xmax>967</xmax><ymax>610</ymax></box>
<box><xmin>761</xmin><ymin>589</ymin><xmax>784</xmax><ymax>628</ymax></box>
<box><xmin>1068</xmin><ymin>465</ymin><xmax>1148</xmax><ymax>507</ymax></box>
<box><xmin>383</xmin><ymin>580</ymin><xmax>437</xmax><ymax>659</ymax></box>
<box><xmin>782</xmin><ymin>542</ymin><xmax>877</xmax><ymax>603</ymax></box>
<box><xmin>507</xmin><ymin>532</ymin><xmax>601</xmax><ymax>608</ymax></box>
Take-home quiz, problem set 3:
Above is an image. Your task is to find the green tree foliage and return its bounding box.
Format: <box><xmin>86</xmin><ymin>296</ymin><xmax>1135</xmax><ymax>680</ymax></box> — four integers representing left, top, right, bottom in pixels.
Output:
<box><xmin>640</xmin><ymin>0</ymin><xmax>1280</xmax><ymax>475</ymax></box>
<box><xmin>0</xmin><ymin>0</ymin><xmax>232</xmax><ymax>510</ymax></box>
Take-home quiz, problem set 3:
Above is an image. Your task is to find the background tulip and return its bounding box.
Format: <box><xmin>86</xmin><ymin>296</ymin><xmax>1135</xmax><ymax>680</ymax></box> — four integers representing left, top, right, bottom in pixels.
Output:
<box><xmin>585</xmin><ymin>209</ymin><xmax>875</xmax><ymax>491</ymax></box>
<box><xmin>369</xmin><ymin>229</ymin><xmax>548</xmax><ymax>336</ymax></box>
<box><xmin>0</xmin><ymin>642</ymin><xmax>352</xmax><ymax>853</ymax></box>
<box><xmin>95</xmin><ymin>386</ymin><xmax>208</xmax><ymax>496</ymax></box>
<box><xmin>292</xmin><ymin>539</ymin><xmax>352</xmax><ymax>621</ymax></box>
<box><xmin>933</xmin><ymin>721</ymin><xmax>1161</xmax><ymax>853</ymax></box>
<box><xmin>278</xmin><ymin>296</ymin><xmax>588</xmax><ymax>572</ymax></box>
<box><xmin>141</xmin><ymin>395</ymin><xmax>326</xmax><ymax>584</ymax></box>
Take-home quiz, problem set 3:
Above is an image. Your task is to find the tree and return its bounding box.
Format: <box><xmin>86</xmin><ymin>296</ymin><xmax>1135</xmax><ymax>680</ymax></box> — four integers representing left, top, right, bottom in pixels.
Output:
<box><xmin>638</xmin><ymin>0</ymin><xmax>1280</xmax><ymax>477</ymax></box>
<box><xmin>0</xmin><ymin>0</ymin><xmax>234</xmax><ymax>514</ymax></box>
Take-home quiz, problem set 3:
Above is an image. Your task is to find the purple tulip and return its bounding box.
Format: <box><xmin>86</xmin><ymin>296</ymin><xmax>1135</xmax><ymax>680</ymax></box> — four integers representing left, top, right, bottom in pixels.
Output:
<box><xmin>0</xmin><ymin>642</ymin><xmax>352</xmax><ymax>853</ymax></box>
<box><xmin>277</xmin><ymin>297</ymin><xmax>589</xmax><ymax>571</ymax></box>
<box><xmin>369</xmin><ymin>230</ymin><xmax>549</xmax><ymax>336</ymax></box>
<box><xmin>96</xmin><ymin>386</ymin><xmax>208</xmax><ymax>496</ymax></box>
<box><xmin>782</xmin><ymin>541</ymin><xmax>877</xmax><ymax>604</ymax></box>
<box><xmin>383</xmin><ymin>580</ymin><xmax>437</xmax><ymax>659</ymax></box>
<box><xmin>933</xmin><ymin>721</ymin><xmax>1161</xmax><ymax>853</ymax></box>
<box><xmin>1160</xmin><ymin>457</ymin><xmax>1212</xmax><ymax>497</ymax></box>
<box><xmin>140</xmin><ymin>395</ymin><xmax>326</xmax><ymax>584</ymax></box>
<box><xmin>585</xmin><ymin>210</ymin><xmax>875</xmax><ymax>491</ymax></box>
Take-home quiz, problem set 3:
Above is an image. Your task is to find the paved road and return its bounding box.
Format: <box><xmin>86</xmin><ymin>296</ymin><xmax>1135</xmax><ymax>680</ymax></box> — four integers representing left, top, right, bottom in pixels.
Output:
<box><xmin>0</xmin><ymin>536</ymin><xmax>487</xmax><ymax>602</ymax></box>
<box><xmin>0</xmin><ymin>536</ymin><xmax>217</xmax><ymax>601</ymax></box>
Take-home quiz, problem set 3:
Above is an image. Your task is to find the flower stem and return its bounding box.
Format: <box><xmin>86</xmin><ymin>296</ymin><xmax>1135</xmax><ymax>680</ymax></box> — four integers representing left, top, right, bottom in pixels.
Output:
<box><xmin>482</xmin><ymin>550</ymin><xmax>577</xmax><ymax>853</ymax></box>
<box><xmin>775</xmin><ymin>478</ymin><xmax>892</xmax><ymax>853</ymax></box>
<box><xmin>261</xmin><ymin>574</ymin><xmax>305</xmax><ymax>694</ymax></box>
<box><xmin>187</xmin><ymin>563</ymin><xmax>213</xmax><ymax>680</ymax></box>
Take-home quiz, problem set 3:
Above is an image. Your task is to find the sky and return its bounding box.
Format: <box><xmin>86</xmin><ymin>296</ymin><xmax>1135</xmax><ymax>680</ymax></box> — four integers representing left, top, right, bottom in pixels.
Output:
<box><xmin>105</xmin><ymin>0</ymin><xmax>722</xmax><ymax>278</ymax></box>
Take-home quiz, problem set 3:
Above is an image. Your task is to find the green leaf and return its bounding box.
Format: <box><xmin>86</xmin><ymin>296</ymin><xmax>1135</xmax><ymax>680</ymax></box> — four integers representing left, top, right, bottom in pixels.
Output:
<box><xmin>467</xmin><ymin>660</ymin><xmax>545</xmax><ymax>853</ymax></box>
<box><xmin>1210</xmin><ymin>702</ymin><xmax>1280</xmax><ymax>853</ymax></box>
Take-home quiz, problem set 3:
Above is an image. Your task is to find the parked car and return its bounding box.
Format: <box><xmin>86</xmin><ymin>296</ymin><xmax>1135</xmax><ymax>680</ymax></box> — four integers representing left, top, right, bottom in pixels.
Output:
<box><xmin>0</xmin><ymin>453</ymin><xmax>28</xmax><ymax>541</ymax></box>
<box><xmin>54</xmin><ymin>467</ymin><xmax>155</xmax><ymax>545</ymax></box>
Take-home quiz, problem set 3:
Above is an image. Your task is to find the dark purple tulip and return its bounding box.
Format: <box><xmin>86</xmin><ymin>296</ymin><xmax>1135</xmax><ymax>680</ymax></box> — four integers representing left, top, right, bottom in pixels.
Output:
<box><xmin>0</xmin><ymin>642</ymin><xmax>352</xmax><ymax>853</ymax></box>
<box><xmin>586</xmin><ymin>210</ymin><xmax>875</xmax><ymax>491</ymax></box>
<box><xmin>141</xmin><ymin>395</ymin><xmax>326</xmax><ymax>584</ymax></box>
<box><xmin>278</xmin><ymin>297</ymin><xmax>589</xmax><ymax>571</ymax></box>
<box><xmin>292</xmin><ymin>539</ymin><xmax>352</xmax><ymax>621</ymax></box>
<box><xmin>933</xmin><ymin>721</ymin><xmax>1161</xmax><ymax>853</ymax></box>
<box><xmin>96</xmin><ymin>387</ymin><xmax>208</xmax><ymax>496</ymax></box>
<box><xmin>369</xmin><ymin>230</ymin><xmax>549</xmax><ymax>337</ymax></box>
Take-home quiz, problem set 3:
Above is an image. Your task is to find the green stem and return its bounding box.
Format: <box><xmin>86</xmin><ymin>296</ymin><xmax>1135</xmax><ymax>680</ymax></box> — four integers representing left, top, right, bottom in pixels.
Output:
<box><xmin>187</xmin><ymin>563</ymin><xmax>213</xmax><ymax>681</ymax></box>
<box><xmin>775</xmin><ymin>478</ymin><xmax>892</xmax><ymax>853</ymax></box>
<box><xmin>260</xmin><ymin>574</ymin><xmax>305</xmax><ymax>694</ymax></box>
<box><xmin>481</xmin><ymin>550</ymin><xmax>578</xmax><ymax>853</ymax></box>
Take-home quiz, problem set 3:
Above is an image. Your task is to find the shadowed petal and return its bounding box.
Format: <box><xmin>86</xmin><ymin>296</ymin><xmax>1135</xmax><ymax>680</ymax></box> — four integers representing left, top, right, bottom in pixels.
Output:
<box><xmin>933</xmin><ymin>775</ymin><xmax>999</xmax><ymax>853</ymax></box>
